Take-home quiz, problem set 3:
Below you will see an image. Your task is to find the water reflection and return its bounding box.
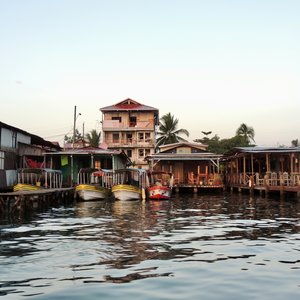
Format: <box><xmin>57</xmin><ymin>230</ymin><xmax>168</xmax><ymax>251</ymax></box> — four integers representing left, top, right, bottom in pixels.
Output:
<box><xmin>0</xmin><ymin>194</ymin><xmax>300</xmax><ymax>299</ymax></box>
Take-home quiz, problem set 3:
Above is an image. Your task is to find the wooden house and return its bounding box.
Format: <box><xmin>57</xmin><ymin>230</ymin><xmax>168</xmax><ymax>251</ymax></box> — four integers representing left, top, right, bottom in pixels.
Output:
<box><xmin>100</xmin><ymin>98</ymin><xmax>159</xmax><ymax>169</ymax></box>
<box><xmin>44</xmin><ymin>147</ymin><xmax>131</xmax><ymax>186</ymax></box>
<box><xmin>223</xmin><ymin>146</ymin><xmax>300</xmax><ymax>196</ymax></box>
<box><xmin>0</xmin><ymin>121</ymin><xmax>60</xmax><ymax>191</ymax></box>
<box><xmin>145</xmin><ymin>142</ymin><xmax>223</xmax><ymax>191</ymax></box>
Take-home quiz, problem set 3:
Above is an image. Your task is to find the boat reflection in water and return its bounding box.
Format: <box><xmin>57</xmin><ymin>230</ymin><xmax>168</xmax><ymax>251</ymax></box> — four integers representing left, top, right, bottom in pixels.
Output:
<box><xmin>0</xmin><ymin>194</ymin><xmax>300</xmax><ymax>299</ymax></box>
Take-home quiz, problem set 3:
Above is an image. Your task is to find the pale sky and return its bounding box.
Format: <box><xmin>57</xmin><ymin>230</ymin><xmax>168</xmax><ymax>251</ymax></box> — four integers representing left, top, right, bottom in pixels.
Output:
<box><xmin>1</xmin><ymin>0</ymin><xmax>299</xmax><ymax>147</ymax></box>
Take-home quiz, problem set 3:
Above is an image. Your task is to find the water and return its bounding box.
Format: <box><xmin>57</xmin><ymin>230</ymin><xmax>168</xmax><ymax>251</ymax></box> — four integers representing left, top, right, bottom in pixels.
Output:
<box><xmin>0</xmin><ymin>193</ymin><xmax>299</xmax><ymax>299</ymax></box>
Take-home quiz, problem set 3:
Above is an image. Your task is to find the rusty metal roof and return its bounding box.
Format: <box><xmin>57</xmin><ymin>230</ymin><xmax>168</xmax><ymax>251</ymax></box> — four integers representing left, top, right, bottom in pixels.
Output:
<box><xmin>100</xmin><ymin>98</ymin><xmax>158</xmax><ymax>112</ymax></box>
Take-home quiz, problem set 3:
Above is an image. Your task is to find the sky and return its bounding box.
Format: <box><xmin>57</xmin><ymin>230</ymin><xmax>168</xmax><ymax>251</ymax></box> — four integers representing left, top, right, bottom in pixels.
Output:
<box><xmin>0</xmin><ymin>0</ymin><xmax>299</xmax><ymax>147</ymax></box>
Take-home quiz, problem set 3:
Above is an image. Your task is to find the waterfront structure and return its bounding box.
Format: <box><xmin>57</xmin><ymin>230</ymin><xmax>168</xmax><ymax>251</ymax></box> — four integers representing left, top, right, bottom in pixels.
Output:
<box><xmin>145</xmin><ymin>142</ymin><xmax>223</xmax><ymax>192</ymax></box>
<box><xmin>44</xmin><ymin>147</ymin><xmax>130</xmax><ymax>186</ymax></box>
<box><xmin>223</xmin><ymin>146</ymin><xmax>300</xmax><ymax>197</ymax></box>
<box><xmin>100</xmin><ymin>98</ymin><xmax>159</xmax><ymax>169</ymax></box>
<box><xmin>0</xmin><ymin>121</ymin><xmax>60</xmax><ymax>191</ymax></box>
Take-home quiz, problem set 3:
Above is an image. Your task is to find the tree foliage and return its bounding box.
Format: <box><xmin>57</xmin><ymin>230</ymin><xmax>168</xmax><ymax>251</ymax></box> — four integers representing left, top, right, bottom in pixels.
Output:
<box><xmin>291</xmin><ymin>139</ymin><xmax>299</xmax><ymax>147</ymax></box>
<box><xmin>235</xmin><ymin>123</ymin><xmax>255</xmax><ymax>144</ymax></box>
<box><xmin>86</xmin><ymin>129</ymin><xmax>101</xmax><ymax>148</ymax></box>
<box><xmin>64</xmin><ymin>129</ymin><xmax>83</xmax><ymax>143</ymax></box>
<box><xmin>194</xmin><ymin>123</ymin><xmax>255</xmax><ymax>154</ymax></box>
<box><xmin>156</xmin><ymin>112</ymin><xmax>189</xmax><ymax>150</ymax></box>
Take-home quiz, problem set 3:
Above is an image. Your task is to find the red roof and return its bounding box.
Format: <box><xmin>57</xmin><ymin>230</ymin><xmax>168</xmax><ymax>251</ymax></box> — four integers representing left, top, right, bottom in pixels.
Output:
<box><xmin>100</xmin><ymin>98</ymin><xmax>158</xmax><ymax>112</ymax></box>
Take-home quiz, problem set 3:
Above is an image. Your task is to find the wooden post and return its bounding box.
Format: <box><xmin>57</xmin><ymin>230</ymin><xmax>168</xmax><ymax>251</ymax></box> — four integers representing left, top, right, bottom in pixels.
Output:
<box><xmin>266</xmin><ymin>153</ymin><xmax>270</xmax><ymax>172</ymax></box>
<box><xmin>243</xmin><ymin>156</ymin><xmax>246</xmax><ymax>184</ymax></box>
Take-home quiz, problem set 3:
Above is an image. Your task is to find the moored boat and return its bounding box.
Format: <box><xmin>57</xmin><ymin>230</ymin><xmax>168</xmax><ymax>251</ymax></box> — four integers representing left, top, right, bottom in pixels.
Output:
<box><xmin>147</xmin><ymin>171</ymin><xmax>174</xmax><ymax>200</ymax></box>
<box><xmin>13</xmin><ymin>168</ymin><xmax>63</xmax><ymax>192</ymax></box>
<box><xmin>111</xmin><ymin>168</ymin><xmax>148</xmax><ymax>201</ymax></box>
<box><xmin>75</xmin><ymin>168</ymin><xmax>113</xmax><ymax>201</ymax></box>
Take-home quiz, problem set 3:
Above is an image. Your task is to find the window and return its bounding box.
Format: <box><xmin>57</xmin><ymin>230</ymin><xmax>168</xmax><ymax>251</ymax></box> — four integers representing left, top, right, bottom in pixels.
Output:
<box><xmin>129</xmin><ymin>116</ymin><xmax>137</xmax><ymax>127</ymax></box>
<box><xmin>0</xmin><ymin>151</ymin><xmax>4</xmax><ymax>169</ymax></box>
<box><xmin>112</xmin><ymin>133</ymin><xmax>119</xmax><ymax>143</ymax></box>
<box><xmin>145</xmin><ymin>149</ymin><xmax>150</xmax><ymax>157</ymax></box>
<box><xmin>127</xmin><ymin>133</ymin><xmax>132</xmax><ymax>143</ymax></box>
<box><xmin>145</xmin><ymin>133</ymin><xmax>151</xmax><ymax>142</ymax></box>
<box><xmin>138</xmin><ymin>149</ymin><xmax>144</xmax><ymax>158</ymax></box>
<box><xmin>126</xmin><ymin>149</ymin><xmax>132</xmax><ymax>158</ymax></box>
<box><xmin>112</xmin><ymin>117</ymin><xmax>122</xmax><ymax>122</ymax></box>
<box><xmin>138</xmin><ymin>133</ymin><xmax>144</xmax><ymax>142</ymax></box>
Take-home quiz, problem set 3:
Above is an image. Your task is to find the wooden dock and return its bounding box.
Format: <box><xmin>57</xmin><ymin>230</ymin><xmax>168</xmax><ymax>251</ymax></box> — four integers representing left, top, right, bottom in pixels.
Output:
<box><xmin>0</xmin><ymin>188</ymin><xmax>75</xmax><ymax>219</ymax></box>
<box><xmin>228</xmin><ymin>184</ymin><xmax>300</xmax><ymax>199</ymax></box>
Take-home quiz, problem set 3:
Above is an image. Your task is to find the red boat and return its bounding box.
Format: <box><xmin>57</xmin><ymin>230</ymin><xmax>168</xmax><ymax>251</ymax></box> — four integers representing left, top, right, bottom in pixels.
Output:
<box><xmin>147</xmin><ymin>171</ymin><xmax>174</xmax><ymax>200</ymax></box>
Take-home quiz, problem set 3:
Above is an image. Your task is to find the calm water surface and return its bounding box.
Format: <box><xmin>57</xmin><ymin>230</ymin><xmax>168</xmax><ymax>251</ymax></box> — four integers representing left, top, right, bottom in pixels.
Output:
<box><xmin>0</xmin><ymin>193</ymin><xmax>299</xmax><ymax>299</ymax></box>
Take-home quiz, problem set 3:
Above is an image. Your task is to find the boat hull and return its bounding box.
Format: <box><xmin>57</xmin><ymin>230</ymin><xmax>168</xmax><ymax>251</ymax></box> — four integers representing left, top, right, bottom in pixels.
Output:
<box><xmin>112</xmin><ymin>184</ymin><xmax>142</xmax><ymax>201</ymax></box>
<box><xmin>76</xmin><ymin>184</ymin><xmax>109</xmax><ymax>201</ymax></box>
<box><xmin>147</xmin><ymin>185</ymin><xmax>172</xmax><ymax>200</ymax></box>
<box><xmin>13</xmin><ymin>183</ymin><xmax>43</xmax><ymax>192</ymax></box>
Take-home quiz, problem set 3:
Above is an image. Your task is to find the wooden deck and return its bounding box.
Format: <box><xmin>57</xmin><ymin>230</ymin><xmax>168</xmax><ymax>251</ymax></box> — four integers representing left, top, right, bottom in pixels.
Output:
<box><xmin>228</xmin><ymin>184</ymin><xmax>300</xmax><ymax>198</ymax></box>
<box><xmin>174</xmin><ymin>183</ymin><xmax>224</xmax><ymax>193</ymax></box>
<box><xmin>0</xmin><ymin>187</ymin><xmax>75</xmax><ymax>219</ymax></box>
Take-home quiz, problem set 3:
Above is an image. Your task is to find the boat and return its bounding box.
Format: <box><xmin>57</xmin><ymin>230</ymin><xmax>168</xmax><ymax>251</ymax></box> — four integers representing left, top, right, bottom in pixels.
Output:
<box><xmin>111</xmin><ymin>168</ymin><xmax>148</xmax><ymax>201</ymax></box>
<box><xmin>13</xmin><ymin>168</ymin><xmax>63</xmax><ymax>192</ymax></box>
<box><xmin>75</xmin><ymin>168</ymin><xmax>113</xmax><ymax>201</ymax></box>
<box><xmin>147</xmin><ymin>171</ymin><xmax>174</xmax><ymax>200</ymax></box>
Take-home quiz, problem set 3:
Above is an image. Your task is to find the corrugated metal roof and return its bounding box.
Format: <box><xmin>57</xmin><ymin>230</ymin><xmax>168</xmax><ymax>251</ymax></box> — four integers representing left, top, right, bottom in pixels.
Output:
<box><xmin>100</xmin><ymin>98</ymin><xmax>158</xmax><ymax>112</ymax></box>
<box><xmin>224</xmin><ymin>146</ymin><xmax>300</xmax><ymax>156</ymax></box>
<box><xmin>0</xmin><ymin>121</ymin><xmax>61</xmax><ymax>150</ymax></box>
<box><xmin>45</xmin><ymin>148</ymin><xmax>124</xmax><ymax>156</ymax></box>
<box><xmin>145</xmin><ymin>152</ymin><xmax>222</xmax><ymax>161</ymax></box>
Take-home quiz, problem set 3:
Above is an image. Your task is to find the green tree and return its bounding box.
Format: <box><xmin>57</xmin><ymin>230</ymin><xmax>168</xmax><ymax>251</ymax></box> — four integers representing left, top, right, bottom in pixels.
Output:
<box><xmin>291</xmin><ymin>139</ymin><xmax>299</xmax><ymax>147</ymax></box>
<box><xmin>236</xmin><ymin>123</ymin><xmax>255</xmax><ymax>144</ymax></box>
<box><xmin>64</xmin><ymin>129</ymin><xmax>83</xmax><ymax>143</ymax></box>
<box><xmin>156</xmin><ymin>112</ymin><xmax>189</xmax><ymax>150</ymax></box>
<box><xmin>86</xmin><ymin>129</ymin><xmax>101</xmax><ymax>148</ymax></box>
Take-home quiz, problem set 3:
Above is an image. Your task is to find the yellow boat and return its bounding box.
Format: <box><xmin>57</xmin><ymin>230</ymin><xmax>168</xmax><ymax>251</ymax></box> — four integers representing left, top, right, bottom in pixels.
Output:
<box><xmin>75</xmin><ymin>168</ymin><xmax>112</xmax><ymax>201</ymax></box>
<box><xmin>111</xmin><ymin>168</ymin><xmax>148</xmax><ymax>201</ymax></box>
<box><xmin>13</xmin><ymin>168</ymin><xmax>62</xmax><ymax>192</ymax></box>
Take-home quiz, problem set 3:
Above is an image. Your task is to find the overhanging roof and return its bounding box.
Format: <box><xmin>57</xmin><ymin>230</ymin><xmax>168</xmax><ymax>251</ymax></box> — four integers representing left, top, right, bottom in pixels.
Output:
<box><xmin>224</xmin><ymin>146</ymin><xmax>300</xmax><ymax>157</ymax></box>
<box><xmin>100</xmin><ymin>98</ymin><xmax>158</xmax><ymax>112</ymax></box>
<box><xmin>0</xmin><ymin>121</ymin><xmax>61</xmax><ymax>150</ymax></box>
<box><xmin>145</xmin><ymin>153</ymin><xmax>222</xmax><ymax>161</ymax></box>
<box><xmin>45</xmin><ymin>147</ymin><xmax>126</xmax><ymax>157</ymax></box>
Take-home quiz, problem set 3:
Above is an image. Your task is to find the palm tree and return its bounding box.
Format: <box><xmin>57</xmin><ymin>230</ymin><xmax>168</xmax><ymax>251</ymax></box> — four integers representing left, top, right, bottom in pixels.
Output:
<box><xmin>156</xmin><ymin>112</ymin><xmax>189</xmax><ymax>150</ymax></box>
<box><xmin>86</xmin><ymin>129</ymin><xmax>101</xmax><ymax>148</ymax></box>
<box><xmin>291</xmin><ymin>139</ymin><xmax>299</xmax><ymax>147</ymax></box>
<box><xmin>236</xmin><ymin>123</ymin><xmax>255</xmax><ymax>144</ymax></box>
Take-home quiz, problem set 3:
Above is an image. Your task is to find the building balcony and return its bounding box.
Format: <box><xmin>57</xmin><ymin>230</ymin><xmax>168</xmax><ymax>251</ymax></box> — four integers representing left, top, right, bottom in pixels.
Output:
<box><xmin>102</xmin><ymin>120</ymin><xmax>154</xmax><ymax>131</ymax></box>
<box><xmin>105</xmin><ymin>139</ymin><xmax>155</xmax><ymax>148</ymax></box>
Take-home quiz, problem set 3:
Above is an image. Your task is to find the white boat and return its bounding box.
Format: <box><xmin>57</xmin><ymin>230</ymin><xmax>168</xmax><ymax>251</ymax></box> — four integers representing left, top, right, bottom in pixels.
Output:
<box><xmin>75</xmin><ymin>168</ymin><xmax>113</xmax><ymax>201</ymax></box>
<box><xmin>13</xmin><ymin>168</ymin><xmax>62</xmax><ymax>192</ymax></box>
<box><xmin>111</xmin><ymin>168</ymin><xmax>148</xmax><ymax>201</ymax></box>
<box><xmin>147</xmin><ymin>171</ymin><xmax>174</xmax><ymax>200</ymax></box>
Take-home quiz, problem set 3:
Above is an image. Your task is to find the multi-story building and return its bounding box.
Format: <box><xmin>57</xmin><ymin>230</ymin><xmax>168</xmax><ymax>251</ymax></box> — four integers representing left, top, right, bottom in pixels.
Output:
<box><xmin>100</xmin><ymin>98</ymin><xmax>159</xmax><ymax>169</ymax></box>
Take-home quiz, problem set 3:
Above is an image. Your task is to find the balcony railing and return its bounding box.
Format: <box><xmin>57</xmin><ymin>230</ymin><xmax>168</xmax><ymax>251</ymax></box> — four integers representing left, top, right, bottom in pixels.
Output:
<box><xmin>102</xmin><ymin>120</ymin><xmax>154</xmax><ymax>130</ymax></box>
<box><xmin>228</xmin><ymin>172</ymin><xmax>300</xmax><ymax>187</ymax></box>
<box><xmin>106</xmin><ymin>139</ymin><xmax>155</xmax><ymax>147</ymax></box>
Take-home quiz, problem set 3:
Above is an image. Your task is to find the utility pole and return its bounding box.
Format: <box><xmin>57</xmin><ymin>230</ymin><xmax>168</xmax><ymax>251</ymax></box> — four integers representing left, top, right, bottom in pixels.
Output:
<box><xmin>73</xmin><ymin>105</ymin><xmax>77</xmax><ymax>149</ymax></box>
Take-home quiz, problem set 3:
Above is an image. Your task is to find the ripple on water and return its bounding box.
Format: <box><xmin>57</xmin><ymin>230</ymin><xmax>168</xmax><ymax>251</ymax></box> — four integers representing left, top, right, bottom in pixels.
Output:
<box><xmin>1</xmin><ymin>195</ymin><xmax>300</xmax><ymax>299</ymax></box>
